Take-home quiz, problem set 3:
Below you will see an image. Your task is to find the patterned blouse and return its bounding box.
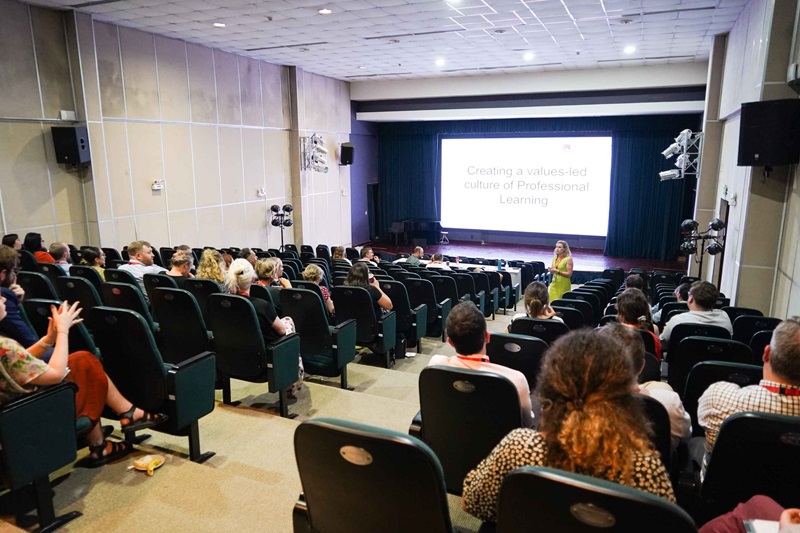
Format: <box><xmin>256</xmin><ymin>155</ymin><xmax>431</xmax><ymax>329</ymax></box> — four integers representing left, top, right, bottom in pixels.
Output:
<box><xmin>462</xmin><ymin>429</ymin><xmax>675</xmax><ymax>522</ymax></box>
<box><xmin>0</xmin><ymin>337</ymin><xmax>50</xmax><ymax>404</ymax></box>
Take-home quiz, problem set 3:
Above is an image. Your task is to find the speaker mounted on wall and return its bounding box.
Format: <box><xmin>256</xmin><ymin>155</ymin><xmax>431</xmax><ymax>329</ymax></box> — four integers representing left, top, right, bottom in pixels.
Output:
<box><xmin>51</xmin><ymin>126</ymin><xmax>91</xmax><ymax>167</ymax></box>
<box><xmin>340</xmin><ymin>142</ymin><xmax>354</xmax><ymax>166</ymax></box>
<box><xmin>738</xmin><ymin>99</ymin><xmax>800</xmax><ymax>168</ymax></box>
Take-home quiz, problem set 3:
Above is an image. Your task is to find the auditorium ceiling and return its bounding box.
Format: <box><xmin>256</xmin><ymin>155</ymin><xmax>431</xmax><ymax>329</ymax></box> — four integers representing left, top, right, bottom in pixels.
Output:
<box><xmin>29</xmin><ymin>0</ymin><xmax>748</xmax><ymax>81</ymax></box>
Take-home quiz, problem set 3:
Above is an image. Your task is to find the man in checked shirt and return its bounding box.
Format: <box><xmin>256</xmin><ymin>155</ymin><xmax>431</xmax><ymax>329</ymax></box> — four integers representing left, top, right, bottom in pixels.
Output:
<box><xmin>698</xmin><ymin>317</ymin><xmax>800</xmax><ymax>472</ymax></box>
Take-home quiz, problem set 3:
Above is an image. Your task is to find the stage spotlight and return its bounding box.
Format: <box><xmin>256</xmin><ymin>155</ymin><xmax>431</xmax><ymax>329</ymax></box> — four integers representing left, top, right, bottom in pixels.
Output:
<box><xmin>679</xmin><ymin>241</ymin><xmax>697</xmax><ymax>255</ymax></box>
<box><xmin>282</xmin><ymin>204</ymin><xmax>293</xmax><ymax>213</ymax></box>
<box><xmin>659</xmin><ymin>169</ymin><xmax>681</xmax><ymax>181</ymax></box>
<box><xmin>706</xmin><ymin>241</ymin><xmax>724</xmax><ymax>255</ymax></box>
<box><xmin>675</xmin><ymin>129</ymin><xmax>692</xmax><ymax>144</ymax></box>
<box><xmin>271</xmin><ymin>218</ymin><xmax>282</xmax><ymax>227</ymax></box>
<box><xmin>283</xmin><ymin>219</ymin><xmax>293</xmax><ymax>227</ymax></box>
<box><xmin>675</xmin><ymin>154</ymin><xmax>686</xmax><ymax>169</ymax></box>
<box><xmin>662</xmin><ymin>143</ymin><xmax>680</xmax><ymax>159</ymax></box>
<box><xmin>709</xmin><ymin>218</ymin><xmax>726</xmax><ymax>231</ymax></box>
<box><xmin>680</xmin><ymin>219</ymin><xmax>699</xmax><ymax>233</ymax></box>
<box><xmin>270</xmin><ymin>204</ymin><xmax>281</xmax><ymax>213</ymax></box>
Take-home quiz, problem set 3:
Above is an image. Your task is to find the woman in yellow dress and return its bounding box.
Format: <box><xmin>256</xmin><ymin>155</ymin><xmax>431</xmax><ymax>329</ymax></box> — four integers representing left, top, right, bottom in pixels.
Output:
<box><xmin>548</xmin><ymin>240</ymin><xmax>573</xmax><ymax>301</ymax></box>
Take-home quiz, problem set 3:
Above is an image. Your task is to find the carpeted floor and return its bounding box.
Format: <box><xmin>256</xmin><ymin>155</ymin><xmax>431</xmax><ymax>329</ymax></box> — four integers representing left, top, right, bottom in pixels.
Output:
<box><xmin>0</xmin><ymin>307</ymin><xmax>522</xmax><ymax>532</ymax></box>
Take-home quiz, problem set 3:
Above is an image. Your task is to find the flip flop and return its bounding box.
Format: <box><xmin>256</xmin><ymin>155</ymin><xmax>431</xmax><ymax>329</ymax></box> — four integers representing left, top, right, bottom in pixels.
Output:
<box><xmin>86</xmin><ymin>440</ymin><xmax>133</xmax><ymax>468</ymax></box>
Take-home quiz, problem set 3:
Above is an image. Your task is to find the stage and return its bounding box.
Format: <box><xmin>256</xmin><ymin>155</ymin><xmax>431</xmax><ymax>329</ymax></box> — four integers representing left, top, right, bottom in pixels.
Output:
<box><xmin>371</xmin><ymin>240</ymin><xmax>687</xmax><ymax>281</ymax></box>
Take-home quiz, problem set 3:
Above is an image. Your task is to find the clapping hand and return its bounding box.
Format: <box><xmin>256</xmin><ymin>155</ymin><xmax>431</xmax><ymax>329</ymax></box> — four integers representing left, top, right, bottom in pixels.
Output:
<box><xmin>44</xmin><ymin>301</ymin><xmax>83</xmax><ymax>345</ymax></box>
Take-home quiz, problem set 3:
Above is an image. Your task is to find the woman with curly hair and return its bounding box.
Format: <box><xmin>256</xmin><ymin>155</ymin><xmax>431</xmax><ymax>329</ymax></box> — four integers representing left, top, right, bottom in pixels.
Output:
<box><xmin>196</xmin><ymin>249</ymin><xmax>226</xmax><ymax>288</ymax></box>
<box><xmin>462</xmin><ymin>329</ymin><xmax>674</xmax><ymax>522</ymax></box>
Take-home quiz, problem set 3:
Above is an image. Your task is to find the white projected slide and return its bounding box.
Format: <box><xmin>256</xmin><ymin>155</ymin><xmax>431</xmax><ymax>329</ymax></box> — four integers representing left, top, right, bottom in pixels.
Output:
<box><xmin>440</xmin><ymin>137</ymin><xmax>613</xmax><ymax>237</ymax></box>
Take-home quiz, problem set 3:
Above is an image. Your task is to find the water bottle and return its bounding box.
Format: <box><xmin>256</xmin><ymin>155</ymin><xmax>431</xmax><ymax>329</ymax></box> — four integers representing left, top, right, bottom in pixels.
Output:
<box><xmin>497</xmin><ymin>259</ymin><xmax>502</xmax><ymax>270</ymax></box>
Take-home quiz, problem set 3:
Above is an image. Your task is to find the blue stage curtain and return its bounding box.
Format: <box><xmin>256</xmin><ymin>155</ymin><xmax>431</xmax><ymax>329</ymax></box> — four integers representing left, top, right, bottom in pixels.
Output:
<box><xmin>377</xmin><ymin>114</ymin><xmax>700</xmax><ymax>260</ymax></box>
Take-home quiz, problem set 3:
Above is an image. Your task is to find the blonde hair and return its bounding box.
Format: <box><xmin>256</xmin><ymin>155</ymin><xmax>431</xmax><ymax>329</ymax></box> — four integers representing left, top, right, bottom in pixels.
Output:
<box><xmin>224</xmin><ymin>258</ymin><xmax>255</xmax><ymax>293</ymax></box>
<box><xmin>302</xmin><ymin>264</ymin><xmax>323</xmax><ymax>282</ymax></box>
<box><xmin>255</xmin><ymin>258</ymin><xmax>280</xmax><ymax>281</ymax></box>
<box><xmin>556</xmin><ymin>240</ymin><xmax>571</xmax><ymax>257</ymax></box>
<box><xmin>128</xmin><ymin>240</ymin><xmax>151</xmax><ymax>256</ymax></box>
<box><xmin>197</xmin><ymin>249</ymin><xmax>225</xmax><ymax>284</ymax></box>
<box><xmin>170</xmin><ymin>250</ymin><xmax>193</xmax><ymax>269</ymax></box>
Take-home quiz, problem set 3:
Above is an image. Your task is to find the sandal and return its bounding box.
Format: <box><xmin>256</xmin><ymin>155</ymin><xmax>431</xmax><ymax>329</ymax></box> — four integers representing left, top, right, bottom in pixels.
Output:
<box><xmin>118</xmin><ymin>406</ymin><xmax>168</xmax><ymax>434</ymax></box>
<box><xmin>86</xmin><ymin>439</ymin><xmax>133</xmax><ymax>468</ymax></box>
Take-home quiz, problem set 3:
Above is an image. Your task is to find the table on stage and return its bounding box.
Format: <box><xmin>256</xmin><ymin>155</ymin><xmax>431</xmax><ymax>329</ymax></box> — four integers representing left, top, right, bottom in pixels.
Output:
<box><xmin>393</xmin><ymin>258</ymin><xmax>522</xmax><ymax>287</ymax></box>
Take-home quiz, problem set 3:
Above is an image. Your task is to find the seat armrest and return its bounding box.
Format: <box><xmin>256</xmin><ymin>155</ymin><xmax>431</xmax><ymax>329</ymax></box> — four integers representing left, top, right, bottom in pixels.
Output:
<box><xmin>411</xmin><ymin>304</ymin><xmax>428</xmax><ymax>339</ymax></box>
<box><xmin>409</xmin><ymin>410</ymin><xmax>423</xmax><ymax>439</ymax></box>
<box><xmin>167</xmin><ymin>351</ymin><xmax>216</xmax><ymax>427</ymax></box>
<box><xmin>377</xmin><ymin>311</ymin><xmax>397</xmax><ymax>353</ymax></box>
<box><xmin>332</xmin><ymin>319</ymin><xmax>357</xmax><ymax>367</ymax></box>
<box><xmin>268</xmin><ymin>333</ymin><xmax>301</xmax><ymax>392</ymax></box>
<box><xmin>438</xmin><ymin>297</ymin><xmax>452</xmax><ymax>310</ymax></box>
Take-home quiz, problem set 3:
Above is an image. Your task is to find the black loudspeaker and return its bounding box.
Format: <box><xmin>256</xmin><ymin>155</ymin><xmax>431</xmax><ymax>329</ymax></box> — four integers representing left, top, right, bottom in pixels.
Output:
<box><xmin>340</xmin><ymin>142</ymin><xmax>354</xmax><ymax>165</ymax></box>
<box><xmin>51</xmin><ymin>126</ymin><xmax>91</xmax><ymax>166</ymax></box>
<box><xmin>738</xmin><ymin>99</ymin><xmax>800</xmax><ymax>167</ymax></box>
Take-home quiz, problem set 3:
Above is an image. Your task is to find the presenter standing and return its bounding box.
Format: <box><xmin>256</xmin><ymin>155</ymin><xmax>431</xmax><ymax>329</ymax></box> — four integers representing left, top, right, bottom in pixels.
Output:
<box><xmin>547</xmin><ymin>240</ymin><xmax>573</xmax><ymax>301</ymax></box>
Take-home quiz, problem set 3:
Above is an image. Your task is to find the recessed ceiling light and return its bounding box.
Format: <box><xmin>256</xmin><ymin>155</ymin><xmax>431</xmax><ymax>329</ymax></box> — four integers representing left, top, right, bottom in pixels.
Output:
<box><xmin>389</xmin><ymin>39</ymin><xmax>400</xmax><ymax>44</ymax></box>
<box><xmin>523</xmin><ymin>51</ymin><xmax>534</xmax><ymax>61</ymax></box>
<box><xmin>299</xmin><ymin>48</ymin><xmax>310</xmax><ymax>52</ymax></box>
<box><xmin>318</xmin><ymin>8</ymin><xmax>332</xmax><ymax>14</ymax></box>
<box><xmin>619</xmin><ymin>18</ymin><xmax>633</xmax><ymax>24</ymax></box>
<box><xmin>494</xmin><ymin>29</ymin><xmax>507</xmax><ymax>34</ymax></box>
<box><xmin>624</xmin><ymin>45</ymin><xmax>636</xmax><ymax>54</ymax></box>
<box><xmin>435</xmin><ymin>58</ymin><xmax>445</xmax><ymax>67</ymax></box>
<box><xmin>213</xmin><ymin>22</ymin><xmax>226</xmax><ymax>28</ymax></box>
<box><xmin>358</xmin><ymin>66</ymin><xmax>366</xmax><ymax>69</ymax></box>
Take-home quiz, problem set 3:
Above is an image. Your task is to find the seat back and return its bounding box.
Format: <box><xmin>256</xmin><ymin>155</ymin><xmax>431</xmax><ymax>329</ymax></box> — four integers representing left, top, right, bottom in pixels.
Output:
<box><xmin>668</xmin><ymin>336</ymin><xmax>751</xmax><ymax>394</ymax></box>
<box><xmin>291</xmin><ymin>281</ymin><xmax>328</xmax><ymax>312</ymax></box>
<box><xmin>18</xmin><ymin>249</ymin><xmax>37</xmax><ymax>271</ymax></box>
<box><xmin>702</xmin><ymin>413</ymin><xmax>800</xmax><ymax>517</ymax></box>
<box><xmin>183</xmin><ymin>278</ymin><xmax>223</xmax><ymax>324</ymax></box>
<box><xmin>749</xmin><ymin>330</ymin><xmax>772</xmax><ymax>363</ymax></box>
<box><xmin>101</xmin><ymin>282</ymin><xmax>157</xmax><ymax>331</ymax></box>
<box><xmin>602</xmin><ymin>268</ymin><xmax>625</xmax><ymax>289</ymax></box>
<box><xmin>316</xmin><ymin>245</ymin><xmax>331</xmax><ymax>263</ymax></box>
<box><xmin>16</xmin><ymin>271</ymin><xmax>58</xmax><ymax>300</ymax></box>
<box><xmin>563</xmin><ymin>291</ymin><xmax>601</xmax><ymax>323</ymax></box>
<box><xmin>721</xmin><ymin>306</ymin><xmax>763</xmax><ymax>324</ymax></box>
<box><xmin>379</xmin><ymin>280</ymin><xmax>413</xmax><ymax>331</ymax></box>
<box><xmin>636</xmin><ymin>393</ymin><xmax>671</xmax><ymax>471</ymax></box>
<box><xmin>143</xmin><ymin>273</ymin><xmax>178</xmax><ymax>305</ymax></box>
<box><xmin>494</xmin><ymin>466</ymin><xmax>698</xmax><ymax>533</ymax></box>
<box><xmin>732</xmin><ymin>316</ymin><xmax>782</xmax><ymax>345</ymax></box>
<box><xmin>345</xmin><ymin>247</ymin><xmax>359</xmax><ymax>261</ymax></box>
<box><xmin>280</xmin><ymin>288</ymin><xmax>332</xmax><ymax>355</ymax></box>
<box><xmin>683</xmin><ymin>361</ymin><xmax>763</xmax><ymax>437</ymax></box>
<box><xmin>331</xmin><ymin>286</ymin><xmax>380</xmax><ymax>345</ymax></box>
<box><xmin>151</xmin><ymin>288</ymin><xmax>210</xmax><ymax>365</ymax></box>
<box><xmin>419</xmin><ymin>366</ymin><xmax>522</xmax><ymax>494</ymax></box>
<box><xmin>36</xmin><ymin>262</ymin><xmax>66</xmax><ymax>287</ymax></box>
<box><xmin>21</xmin><ymin>298</ymin><xmax>99</xmax><ymax>356</ymax></box>
<box><xmin>509</xmin><ymin>317</ymin><xmax>569</xmax><ymax>345</ymax></box>
<box><xmin>451</xmin><ymin>273</ymin><xmax>478</xmax><ymax>300</ymax></box>
<box><xmin>294</xmin><ymin>418</ymin><xmax>452</xmax><ymax>533</ymax></box>
<box><xmin>207</xmin><ymin>294</ymin><xmax>268</xmax><ymax>379</ymax></box>
<box><xmin>102</xmin><ymin>247</ymin><xmax>122</xmax><ymax>262</ymax></box>
<box><xmin>105</xmin><ymin>268</ymin><xmax>140</xmax><ymax>288</ymax></box>
<box><xmin>55</xmin><ymin>276</ymin><xmax>102</xmax><ymax>312</ymax></box>
<box><xmin>69</xmin><ymin>264</ymin><xmax>104</xmax><ymax>292</ymax></box>
<box><xmin>87</xmin><ymin>307</ymin><xmax>168</xmax><ymax>411</ymax></box>
<box><xmin>159</xmin><ymin>247</ymin><xmax>175</xmax><ymax>268</ymax></box>
<box><xmin>640</xmin><ymin>352</ymin><xmax>661</xmax><ymax>383</ymax></box>
<box><xmin>249</xmin><ymin>283</ymin><xmax>276</xmax><ymax>308</ymax></box>
<box><xmin>668</xmin><ymin>323</ymin><xmax>731</xmax><ymax>353</ymax></box>
<box><xmin>636</xmin><ymin>328</ymin><xmax>658</xmax><ymax>357</ymax></box>
<box><xmin>403</xmin><ymin>278</ymin><xmax>438</xmax><ymax>325</ymax></box>
<box><xmin>486</xmin><ymin>333</ymin><xmax>547</xmax><ymax>390</ymax></box>
<box><xmin>430</xmin><ymin>276</ymin><xmax>461</xmax><ymax>305</ymax></box>
<box><xmin>551</xmin><ymin>298</ymin><xmax>593</xmax><ymax>326</ymax></box>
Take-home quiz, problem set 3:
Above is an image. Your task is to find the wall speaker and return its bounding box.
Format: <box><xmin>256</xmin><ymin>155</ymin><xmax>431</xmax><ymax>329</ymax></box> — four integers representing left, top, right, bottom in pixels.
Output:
<box><xmin>340</xmin><ymin>142</ymin><xmax>354</xmax><ymax>165</ymax></box>
<box><xmin>738</xmin><ymin>99</ymin><xmax>800</xmax><ymax>167</ymax></box>
<box><xmin>51</xmin><ymin>126</ymin><xmax>91</xmax><ymax>166</ymax></box>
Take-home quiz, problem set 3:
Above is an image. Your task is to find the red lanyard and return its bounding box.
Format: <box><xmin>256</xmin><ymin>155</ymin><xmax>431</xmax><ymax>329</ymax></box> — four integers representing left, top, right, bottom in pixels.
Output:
<box><xmin>762</xmin><ymin>384</ymin><xmax>800</xmax><ymax>396</ymax></box>
<box><xmin>456</xmin><ymin>355</ymin><xmax>490</xmax><ymax>363</ymax></box>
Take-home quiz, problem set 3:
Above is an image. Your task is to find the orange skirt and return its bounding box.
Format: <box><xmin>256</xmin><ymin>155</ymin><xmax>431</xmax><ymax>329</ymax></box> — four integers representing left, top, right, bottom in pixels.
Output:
<box><xmin>63</xmin><ymin>351</ymin><xmax>107</xmax><ymax>425</ymax></box>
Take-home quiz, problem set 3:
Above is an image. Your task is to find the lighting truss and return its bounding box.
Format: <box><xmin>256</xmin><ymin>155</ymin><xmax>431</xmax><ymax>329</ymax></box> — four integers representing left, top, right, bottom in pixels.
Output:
<box><xmin>659</xmin><ymin>129</ymin><xmax>704</xmax><ymax>181</ymax></box>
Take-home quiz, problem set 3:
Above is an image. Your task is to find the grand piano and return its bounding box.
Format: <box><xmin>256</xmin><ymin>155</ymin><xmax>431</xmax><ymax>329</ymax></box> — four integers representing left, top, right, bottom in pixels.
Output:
<box><xmin>388</xmin><ymin>219</ymin><xmax>441</xmax><ymax>245</ymax></box>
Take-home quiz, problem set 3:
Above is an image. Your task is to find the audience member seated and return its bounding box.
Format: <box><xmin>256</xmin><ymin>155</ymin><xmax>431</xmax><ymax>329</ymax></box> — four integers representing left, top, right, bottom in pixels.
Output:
<box><xmin>626</xmin><ymin>274</ymin><xmax>646</xmax><ymax>292</ymax></box>
<box><xmin>0</xmin><ymin>299</ymin><xmax>167</xmax><ymax>467</ymax></box>
<box><xmin>698</xmin><ymin>317</ymin><xmax>800</xmax><ymax>473</ymax></box>
<box><xmin>660</xmin><ymin>281</ymin><xmax>732</xmax><ymax>348</ymax></box>
<box><xmin>175</xmin><ymin>244</ymin><xmax>196</xmax><ymax>275</ymax></box>
<box><xmin>23</xmin><ymin>232</ymin><xmax>55</xmax><ymax>263</ymax></box>
<box><xmin>118</xmin><ymin>240</ymin><xmax>167</xmax><ymax>296</ymax></box>
<box><xmin>196</xmin><ymin>249</ymin><xmax>226</xmax><ymax>289</ymax></box>
<box><xmin>508</xmin><ymin>281</ymin><xmax>564</xmax><ymax>332</ymax></box>
<box><xmin>0</xmin><ymin>245</ymin><xmax>46</xmax><ymax>360</ymax></box>
<box><xmin>462</xmin><ymin>329</ymin><xmax>675</xmax><ymax>522</ymax></box>
<box><xmin>302</xmin><ymin>264</ymin><xmax>334</xmax><ymax>315</ymax></box>
<box><xmin>221</xmin><ymin>252</ymin><xmax>233</xmax><ymax>270</ymax></box>
<box><xmin>700</xmin><ymin>495</ymin><xmax>800</xmax><ymax>533</ymax></box>
<box><xmin>358</xmin><ymin>246</ymin><xmax>380</xmax><ymax>264</ymax></box>
<box><xmin>237</xmin><ymin>248</ymin><xmax>257</xmax><ymax>266</ymax></box>
<box><xmin>49</xmin><ymin>242</ymin><xmax>72</xmax><ymax>274</ymax></box>
<box><xmin>80</xmin><ymin>246</ymin><xmax>106</xmax><ymax>281</ymax></box>
<box><xmin>1</xmin><ymin>234</ymin><xmax>21</xmax><ymax>250</ymax></box>
<box><xmin>431</xmin><ymin>301</ymin><xmax>534</xmax><ymax>427</ymax></box>
<box><xmin>165</xmin><ymin>250</ymin><xmax>194</xmax><ymax>288</ymax></box>
<box><xmin>224</xmin><ymin>258</ymin><xmax>301</xmax><ymax>394</ymax></box>
<box><xmin>344</xmin><ymin>262</ymin><xmax>392</xmax><ymax>318</ymax></box>
<box><xmin>406</xmin><ymin>246</ymin><xmax>424</xmax><ymax>266</ymax></box>
<box><xmin>600</xmin><ymin>323</ymin><xmax>690</xmax><ymax>450</ymax></box>
<box><xmin>653</xmin><ymin>282</ymin><xmax>690</xmax><ymax>324</ymax></box>
<box><xmin>426</xmin><ymin>253</ymin><xmax>451</xmax><ymax>271</ymax></box>
<box><xmin>255</xmin><ymin>257</ymin><xmax>291</xmax><ymax>313</ymax></box>
<box><xmin>332</xmin><ymin>246</ymin><xmax>351</xmax><ymax>265</ymax></box>
<box><xmin>616</xmin><ymin>288</ymin><xmax>662</xmax><ymax>360</ymax></box>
